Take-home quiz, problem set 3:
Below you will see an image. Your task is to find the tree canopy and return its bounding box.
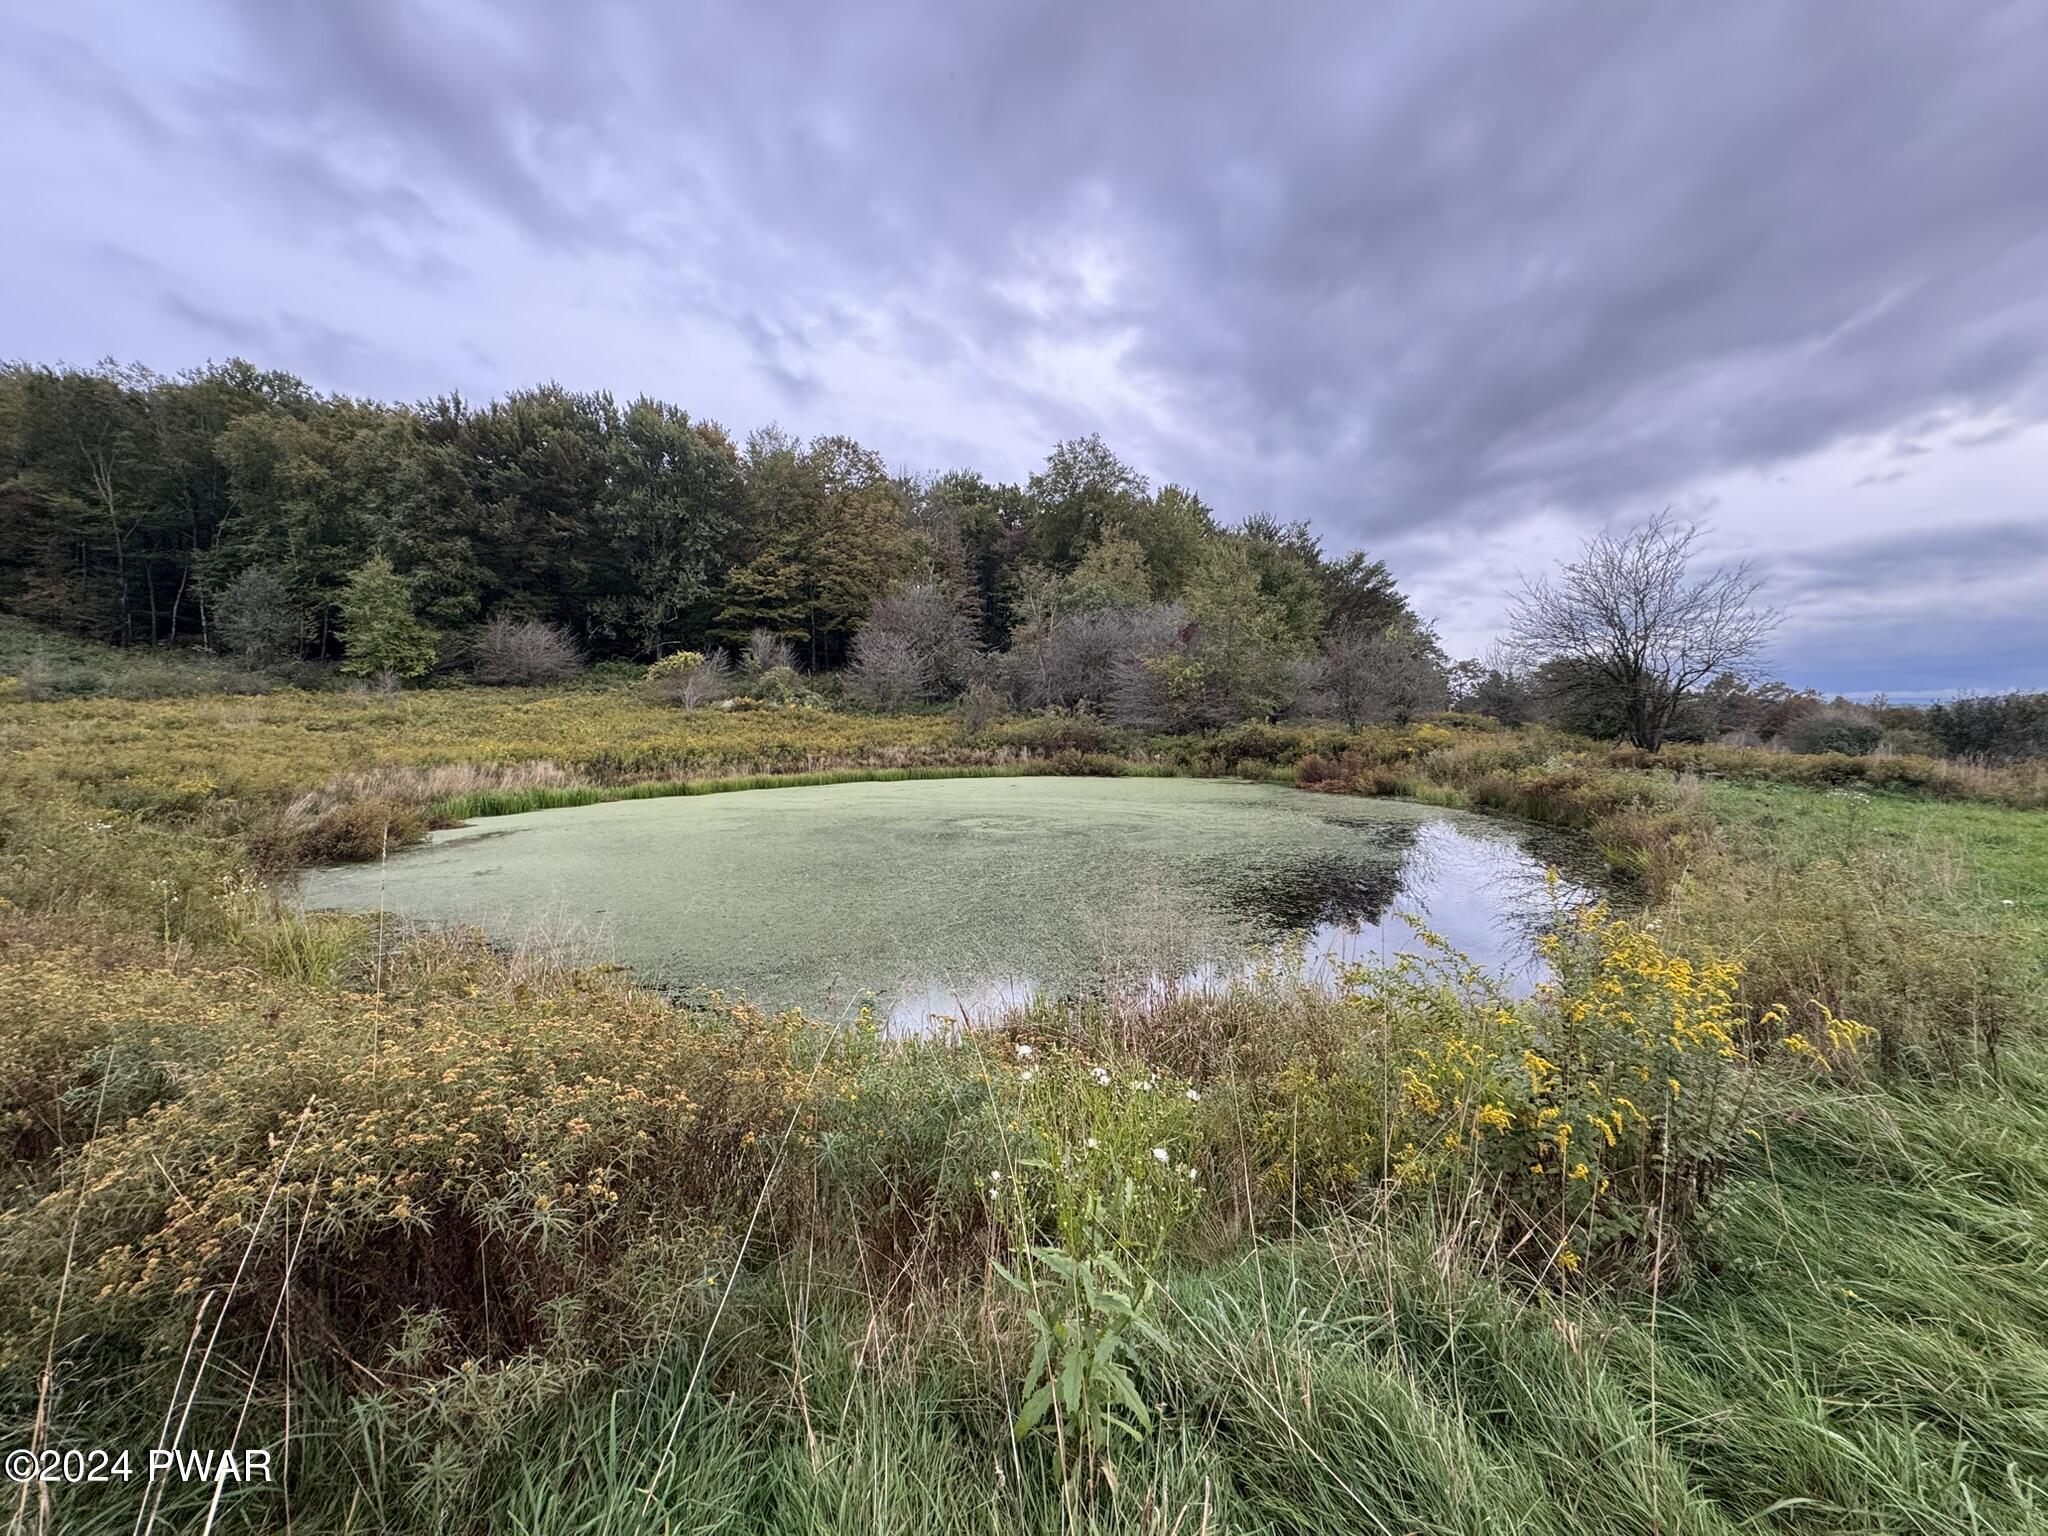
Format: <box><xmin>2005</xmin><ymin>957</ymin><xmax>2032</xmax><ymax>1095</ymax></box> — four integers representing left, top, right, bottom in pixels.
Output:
<box><xmin>0</xmin><ymin>358</ymin><xmax>1429</xmax><ymax>704</ymax></box>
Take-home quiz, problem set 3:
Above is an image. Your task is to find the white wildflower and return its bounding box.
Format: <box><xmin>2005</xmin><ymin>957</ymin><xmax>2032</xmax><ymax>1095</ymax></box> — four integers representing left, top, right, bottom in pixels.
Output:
<box><xmin>1091</xmin><ymin>1066</ymin><xmax>1111</xmax><ymax>1087</ymax></box>
<box><xmin>1185</xmin><ymin>1088</ymin><xmax>1201</xmax><ymax>1102</ymax></box>
<box><xmin>1085</xmin><ymin>1137</ymin><xmax>1099</xmax><ymax>1150</ymax></box>
<box><xmin>1015</xmin><ymin>1043</ymin><xmax>1035</xmax><ymax>1059</ymax></box>
<box><xmin>1151</xmin><ymin>1146</ymin><xmax>1169</xmax><ymax>1164</ymax></box>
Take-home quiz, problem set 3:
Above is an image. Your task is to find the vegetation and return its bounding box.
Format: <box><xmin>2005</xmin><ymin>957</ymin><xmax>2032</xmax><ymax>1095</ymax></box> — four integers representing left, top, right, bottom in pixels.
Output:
<box><xmin>6</xmin><ymin>359</ymin><xmax>2040</xmax><ymax>781</ymax></box>
<box><xmin>0</xmin><ymin>361</ymin><xmax>1436</xmax><ymax>713</ymax></box>
<box><xmin>1506</xmin><ymin>514</ymin><xmax>1778</xmax><ymax>751</ymax></box>
<box><xmin>1</xmin><ymin>661</ymin><xmax>2043</xmax><ymax>1531</ymax></box>
<box><xmin>0</xmin><ymin>340</ymin><xmax>2041</xmax><ymax>1535</ymax></box>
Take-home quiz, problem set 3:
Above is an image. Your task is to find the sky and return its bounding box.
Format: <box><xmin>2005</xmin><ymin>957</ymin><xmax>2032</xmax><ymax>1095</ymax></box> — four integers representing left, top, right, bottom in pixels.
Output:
<box><xmin>2</xmin><ymin>1</ymin><xmax>2044</xmax><ymax>698</ymax></box>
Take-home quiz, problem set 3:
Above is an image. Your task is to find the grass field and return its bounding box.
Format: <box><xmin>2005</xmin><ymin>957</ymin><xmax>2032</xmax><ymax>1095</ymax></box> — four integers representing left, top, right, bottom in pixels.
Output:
<box><xmin>2</xmin><ymin>673</ymin><xmax>2044</xmax><ymax>1534</ymax></box>
<box><xmin>1708</xmin><ymin>780</ymin><xmax>2048</xmax><ymax>960</ymax></box>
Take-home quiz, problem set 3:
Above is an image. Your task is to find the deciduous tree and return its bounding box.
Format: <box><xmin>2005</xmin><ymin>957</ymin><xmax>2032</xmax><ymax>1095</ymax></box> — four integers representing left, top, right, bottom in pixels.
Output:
<box><xmin>1508</xmin><ymin>515</ymin><xmax>1778</xmax><ymax>751</ymax></box>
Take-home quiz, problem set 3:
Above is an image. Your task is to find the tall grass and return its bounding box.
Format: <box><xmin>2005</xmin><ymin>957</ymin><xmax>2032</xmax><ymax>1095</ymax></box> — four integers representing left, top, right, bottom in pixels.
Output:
<box><xmin>4</xmin><ymin>684</ymin><xmax>2046</xmax><ymax>1533</ymax></box>
<box><xmin>56</xmin><ymin>1048</ymin><xmax>2048</xmax><ymax>1533</ymax></box>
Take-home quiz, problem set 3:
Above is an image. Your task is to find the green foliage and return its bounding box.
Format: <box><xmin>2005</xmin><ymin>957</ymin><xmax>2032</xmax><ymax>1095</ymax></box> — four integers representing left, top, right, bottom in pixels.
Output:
<box><xmin>1783</xmin><ymin>706</ymin><xmax>1884</xmax><ymax>755</ymax></box>
<box><xmin>716</xmin><ymin>430</ymin><xmax>914</xmax><ymax>668</ymax></box>
<box><xmin>1927</xmin><ymin>690</ymin><xmax>2048</xmax><ymax>762</ymax></box>
<box><xmin>599</xmin><ymin>399</ymin><xmax>743</xmax><ymax>656</ymax></box>
<box><xmin>0</xmin><ymin>617</ymin><xmax>275</xmax><ymax>701</ymax></box>
<box><xmin>1024</xmin><ymin>434</ymin><xmax>1150</xmax><ymax>571</ymax></box>
<box><xmin>1143</xmin><ymin>539</ymin><xmax>1299</xmax><ymax>727</ymax></box>
<box><xmin>1063</xmin><ymin>531</ymin><xmax>1153</xmax><ymax>612</ymax></box>
<box><xmin>336</xmin><ymin>557</ymin><xmax>436</xmax><ymax>680</ymax></box>
<box><xmin>214</xmin><ymin>563</ymin><xmax>302</xmax><ymax>668</ymax></box>
<box><xmin>986</xmin><ymin>1055</ymin><xmax>1200</xmax><ymax>1486</ymax></box>
<box><xmin>2</xmin><ymin>361</ymin><xmax>1450</xmax><ymax>728</ymax></box>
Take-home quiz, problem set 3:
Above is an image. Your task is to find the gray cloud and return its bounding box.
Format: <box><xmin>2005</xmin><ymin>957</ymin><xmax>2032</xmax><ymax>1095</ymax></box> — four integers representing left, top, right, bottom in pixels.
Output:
<box><xmin>3</xmin><ymin>0</ymin><xmax>2045</xmax><ymax>690</ymax></box>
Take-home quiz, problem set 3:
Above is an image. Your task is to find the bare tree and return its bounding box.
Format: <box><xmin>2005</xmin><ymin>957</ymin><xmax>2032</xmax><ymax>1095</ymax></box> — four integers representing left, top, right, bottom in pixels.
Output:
<box><xmin>472</xmin><ymin>615</ymin><xmax>583</xmax><ymax>685</ymax></box>
<box><xmin>740</xmin><ymin>627</ymin><xmax>797</xmax><ymax>680</ymax></box>
<box><xmin>1304</xmin><ymin>626</ymin><xmax>1449</xmax><ymax>727</ymax></box>
<box><xmin>845</xmin><ymin>628</ymin><xmax>931</xmax><ymax>710</ymax></box>
<box><xmin>849</xmin><ymin>580</ymin><xmax>978</xmax><ymax>701</ymax></box>
<box><xmin>1508</xmin><ymin>514</ymin><xmax>1778</xmax><ymax>750</ymax></box>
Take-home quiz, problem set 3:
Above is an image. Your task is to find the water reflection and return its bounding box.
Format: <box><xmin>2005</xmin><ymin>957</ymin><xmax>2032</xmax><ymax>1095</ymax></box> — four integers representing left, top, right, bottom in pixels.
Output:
<box><xmin>883</xmin><ymin>819</ymin><xmax>1594</xmax><ymax>1034</ymax></box>
<box><xmin>297</xmin><ymin>775</ymin><xmax>1601</xmax><ymax>1033</ymax></box>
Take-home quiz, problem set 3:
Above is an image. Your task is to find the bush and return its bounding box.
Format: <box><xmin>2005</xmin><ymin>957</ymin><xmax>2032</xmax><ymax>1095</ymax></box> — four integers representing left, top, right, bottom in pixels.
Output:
<box><xmin>1784</xmin><ymin>707</ymin><xmax>1883</xmax><ymax>756</ymax></box>
<box><xmin>955</xmin><ymin>678</ymin><xmax>1006</xmax><ymax>731</ymax></box>
<box><xmin>1927</xmin><ymin>692</ymin><xmax>2048</xmax><ymax>762</ymax></box>
<box><xmin>293</xmin><ymin>797</ymin><xmax>429</xmax><ymax>863</ymax></box>
<box><xmin>471</xmin><ymin>615</ymin><xmax>583</xmax><ymax>685</ymax></box>
<box><xmin>1302</xmin><ymin>626</ymin><xmax>1449</xmax><ymax>727</ymax></box>
<box><xmin>847</xmin><ymin>582</ymin><xmax>979</xmax><ymax>704</ymax></box>
<box><xmin>739</xmin><ymin>627</ymin><xmax>797</xmax><ymax>680</ymax></box>
<box><xmin>742</xmin><ymin>664</ymin><xmax>824</xmax><ymax>707</ymax></box>
<box><xmin>644</xmin><ymin>648</ymin><xmax>733</xmax><ymax>708</ymax></box>
<box><xmin>845</xmin><ymin>629</ymin><xmax>931</xmax><ymax>710</ymax></box>
<box><xmin>0</xmin><ymin>953</ymin><xmax>838</xmax><ymax>1379</ymax></box>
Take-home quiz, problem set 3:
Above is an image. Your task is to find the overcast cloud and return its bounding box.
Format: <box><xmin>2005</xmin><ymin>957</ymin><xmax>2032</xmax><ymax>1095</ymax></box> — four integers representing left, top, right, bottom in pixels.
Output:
<box><xmin>3</xmin><ymin>0</ymin><xmax>2044</xmax><ymax>694</ymax></box>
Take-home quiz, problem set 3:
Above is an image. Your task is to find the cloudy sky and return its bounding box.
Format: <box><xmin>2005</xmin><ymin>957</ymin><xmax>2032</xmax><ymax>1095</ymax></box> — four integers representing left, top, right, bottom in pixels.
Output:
<box><xmin>4</xmin><ymin>2</ymin><xmax>2044</xmax><ymax>696</ymax></box>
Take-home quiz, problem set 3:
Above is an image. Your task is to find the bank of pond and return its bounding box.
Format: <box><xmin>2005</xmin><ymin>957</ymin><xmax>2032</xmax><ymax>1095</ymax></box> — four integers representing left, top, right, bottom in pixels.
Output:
<box><xmin>298</xmin><ymin>773</ymin><xmax>1600</xmax><ymax>1027</ymax></box>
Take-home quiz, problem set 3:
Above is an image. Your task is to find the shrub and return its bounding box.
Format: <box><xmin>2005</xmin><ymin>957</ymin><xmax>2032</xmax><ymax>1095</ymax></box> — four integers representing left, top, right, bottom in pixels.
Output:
<box><xmin>293</xmin><ymin>797</ymin><xmax>429</xmax><ymax>863</ymax></box>
<box><xmin>644</xmin><ymin>648</ymin><xmax>733</xmax><ymax>708</ymax></box>
<box><xmin>847</xmin><ymin>582</ymin><xmax>979</xmax><ymax>704</ymax></box>
<box><xmin>743</xmin><ymin>664</ymin><xmax>824</xmax><ymax>707</ymax></box>
<box><xmin>1301</xmin><ymin>626</ymin><xmax>1450</xmax><ymax>727</ymax></box>
<box><xmin>1783</xmin><ymin>707</ymin><xmax>1884</xmax><ymax>756</ymax></box>
<box><xmin>845</xmin><ymin>629</ymin><xmax>931</xmax><ymax>710</ymax></box>
<box><xmin>1012</xmin><ymin>606</ymin><xmax>1178</xmax><ymax>714</ymax></box>
<box><xmin>0</xmin><ymin>955</ymin><xmax>835</xmax><ymax>1379</ymax></box>
<box><xmin>739</xmin><ymin>627</ymin><xmax>797</xmax><ymax>681</ymax></box>
<box><xmin>1334</xmin><ymin>905</ymin><xmax>1785</xmax><ymax>1277</ymax></box>
<box><xmin>955</xmin><ymin>678</ymin><xmax>1006</xmax><ymax>731</ymax></box>
<box><xmin>471</xmin><ymin>615</ymin><xmax>583</xmax><ymax>685</ymax></box>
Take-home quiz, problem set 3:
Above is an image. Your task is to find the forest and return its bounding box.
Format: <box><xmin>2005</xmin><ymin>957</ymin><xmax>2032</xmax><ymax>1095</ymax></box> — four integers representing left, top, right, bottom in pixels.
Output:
<box><xmin>8</xmin><ymin>357</ymin><xmax>2043</xmax><ymax>764</ymax></box>
<box><xmin>0</xmin><ymin>358</ymin><xmax>1415</xmax><ymax>671</ymax></box>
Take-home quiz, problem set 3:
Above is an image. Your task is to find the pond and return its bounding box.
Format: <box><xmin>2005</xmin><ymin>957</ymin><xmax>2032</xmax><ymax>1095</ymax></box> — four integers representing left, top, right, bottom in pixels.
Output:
<box><xmin>297</xmin><ymin>775</ymin><xmax>1598</xmax><ymax>1029</ymax></box>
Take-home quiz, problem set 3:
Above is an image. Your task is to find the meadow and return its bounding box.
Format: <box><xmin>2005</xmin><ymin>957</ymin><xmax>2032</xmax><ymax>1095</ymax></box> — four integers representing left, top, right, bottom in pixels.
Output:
<box><xmin>2</xmin><ymin>674</ymin><xmax>2045</xmax><ymax>1534</ymax></box>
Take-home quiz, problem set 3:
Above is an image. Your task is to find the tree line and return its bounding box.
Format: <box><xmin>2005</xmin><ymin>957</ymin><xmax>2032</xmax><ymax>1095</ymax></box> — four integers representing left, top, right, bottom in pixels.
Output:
<box><xmin>0</xmin><ymin>358</ymin><xmax>1439</xmax><ymax>714</ymax></box>
<box><xmin>7</xmin><ymin>358</ymin><xmax>2039</xmax><ymax>758</ymax></box>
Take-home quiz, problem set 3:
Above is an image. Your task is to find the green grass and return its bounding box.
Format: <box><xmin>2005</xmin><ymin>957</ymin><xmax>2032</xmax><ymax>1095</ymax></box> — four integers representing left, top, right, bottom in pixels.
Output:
<box><xmin>1707</xmin><ymin>780</ymin><xmax>2048</xmax><ymax>962</ymax></box>
<box><xmin>0</xmin><ymin>614</ymin><xmax>278</xmax><ymax>699</ymax></box>
<box><xmin>87</xmin><ymin>1048</ymin><xmax>2048</xmax><ymax>1534</ymax></box>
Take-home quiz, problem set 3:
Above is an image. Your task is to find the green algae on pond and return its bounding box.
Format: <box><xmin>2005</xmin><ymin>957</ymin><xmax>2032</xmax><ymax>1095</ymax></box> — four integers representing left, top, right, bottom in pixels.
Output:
<box><xmin>297</xmin><ymin>775</ymin><xmax>1595</xmax><ymax>1027</ymax></box>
